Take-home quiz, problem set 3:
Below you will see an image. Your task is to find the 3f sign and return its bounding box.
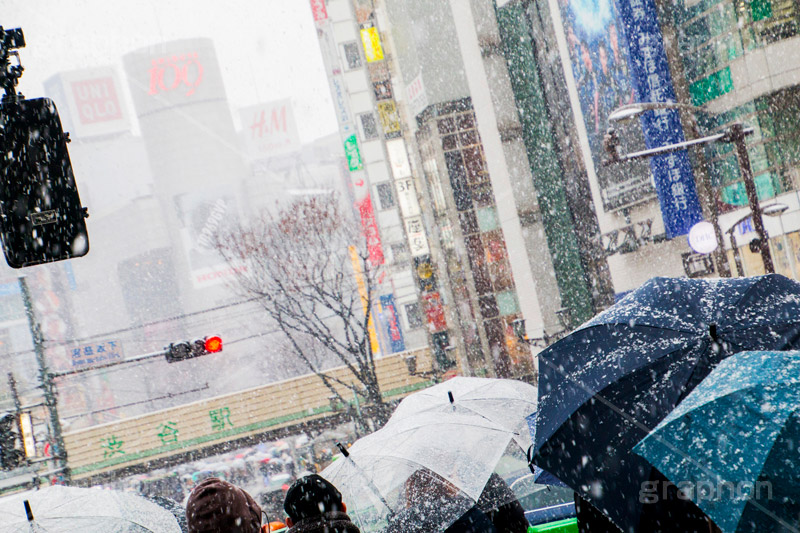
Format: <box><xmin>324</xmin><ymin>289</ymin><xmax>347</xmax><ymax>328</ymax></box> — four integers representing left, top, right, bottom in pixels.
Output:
<box><xmin>250</xmin><ymin>107</ymin><xmax>287</xmax><ymax>138</ymax></box>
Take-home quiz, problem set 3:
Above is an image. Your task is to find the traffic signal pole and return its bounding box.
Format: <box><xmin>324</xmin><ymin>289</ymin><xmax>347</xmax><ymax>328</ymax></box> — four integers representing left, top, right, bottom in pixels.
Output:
<box><xmin>19</xmin><ymin>276</ymin><xmax>69</xmax><ymax>481</ymax></box>
<box><xmin>6</xmin><ymin>372</ymin><xmax>24</xmax><ymax>463</ymax></box>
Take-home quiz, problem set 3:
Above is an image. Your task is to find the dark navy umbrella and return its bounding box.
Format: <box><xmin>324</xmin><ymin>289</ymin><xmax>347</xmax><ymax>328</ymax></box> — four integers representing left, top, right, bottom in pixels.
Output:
<box><xmin>532</xmin><ymin>275</ymin><xmax>800</xmax><ymax>533</ymax></box>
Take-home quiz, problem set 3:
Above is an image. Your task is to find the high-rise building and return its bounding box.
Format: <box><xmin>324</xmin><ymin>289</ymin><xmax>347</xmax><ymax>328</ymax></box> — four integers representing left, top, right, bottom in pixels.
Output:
<box><xmin>311</xmin><ymin>0</ymin><xmax>447</xmax><ymax>369</ymax></box>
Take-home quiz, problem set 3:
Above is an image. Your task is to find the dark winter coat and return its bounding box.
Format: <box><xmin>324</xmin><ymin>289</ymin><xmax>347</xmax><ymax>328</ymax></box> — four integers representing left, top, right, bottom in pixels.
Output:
<box><xmin>288</xmin><ymin>510</ymin><xmax>361</xmax><ymax>533</ymax></box>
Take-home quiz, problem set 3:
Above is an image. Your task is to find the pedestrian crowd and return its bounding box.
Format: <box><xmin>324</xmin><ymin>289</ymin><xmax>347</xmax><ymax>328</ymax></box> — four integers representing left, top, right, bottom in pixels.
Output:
<box><xmin>184</xmin><ymin>472</ymin><xmax>528</xmax><ymax>533</ymax></box>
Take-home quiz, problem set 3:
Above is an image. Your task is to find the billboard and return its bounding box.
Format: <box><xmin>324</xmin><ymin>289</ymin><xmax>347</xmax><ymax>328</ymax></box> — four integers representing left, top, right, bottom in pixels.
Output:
<box><xmin>240</xmin><ymin>100</ymin><xmax>301</xmax><ymax>157</ymax></box>
<box><xmin>44</xmin><ymin>67</ymin><xmax>130</xmax><ymax>138</ymax></box>
<box><xmin>123</xmin><ymin>39</ymin><xmax>228</xmax><ymax>117</ymax></box>
<box><xmin>554</xmin><ymin>0</ymin><xmax>654</xmax><ymax>211</ymax></box>
<box><xmin>176</xmin><ymin>188</ymin><xmax>245</xmax><ymax>288</ymax></box>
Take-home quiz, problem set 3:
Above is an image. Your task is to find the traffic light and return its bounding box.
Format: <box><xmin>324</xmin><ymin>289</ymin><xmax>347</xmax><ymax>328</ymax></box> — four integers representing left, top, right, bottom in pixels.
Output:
<box><xmin>0</xmin><ymin>97</ymin><xmax>90</xmax><ymax>268</ymax></box>
<box><xmin>0</xmin><ymin>413</ymin><xmax>24</xmax><ymax>470</ymax></box>
<box><xmin>0</xmin><ymin>27</ymin><xmax>89</xmax><ymax>268</ymax></box>
<box><xmin>164</xmin><ymin>335</ymin><xmax>223</xmax><ymax>363</ymax></box>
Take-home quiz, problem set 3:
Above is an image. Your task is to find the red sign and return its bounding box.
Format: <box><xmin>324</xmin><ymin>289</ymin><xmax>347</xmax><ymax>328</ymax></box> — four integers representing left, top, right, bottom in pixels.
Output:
<box><xmin>310</xmin><ymin>0</ymin><xmax>328</xmax><ymax>21</ymax></box>
<box><xmin>241</xmin><ymin>100</ymin><xmax>300</xmax><ymax>156</ymax></box>
<box><xmin>148</xmin><ymin>53</ymin><xmax>204</xmax><ymax>96</ymax></box>
<box><xmin>250</xmin><ymin>107</ymin><xmax>287</xmax><ymax>138</ymax></box>
<box><xmin>422</xmin><ymin>292</ymin><xmax>447</xmax><ymax>332</ymax></box>
<box><xmin>356</xmin><ymin>196</ymin><xmax>385</xmax><ymax>267</ymax></box>
<box><xmin>71</xmin><ymin>77</ymin><xmax>123</xmax><ymax>124</ymax></box>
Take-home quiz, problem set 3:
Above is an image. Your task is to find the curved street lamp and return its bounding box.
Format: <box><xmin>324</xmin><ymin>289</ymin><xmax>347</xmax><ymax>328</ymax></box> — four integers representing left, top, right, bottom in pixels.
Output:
<box><xmin>605</xmin><ymin>101</ymin><xmax>774</xmax><ymax>275</ymax></box>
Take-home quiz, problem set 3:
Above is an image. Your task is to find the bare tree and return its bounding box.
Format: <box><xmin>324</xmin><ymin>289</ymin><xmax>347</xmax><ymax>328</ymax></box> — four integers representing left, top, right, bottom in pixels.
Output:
<box><xmin>214</xmin><ymin>194</ymin><xmax>391</xmax><ymax>426</ymax></box>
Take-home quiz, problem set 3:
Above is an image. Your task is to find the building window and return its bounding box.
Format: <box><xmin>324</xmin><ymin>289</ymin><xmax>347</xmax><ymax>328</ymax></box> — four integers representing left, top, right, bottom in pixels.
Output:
<box><xmin>376</xmin><ymin>182</ymin><xmax>396</xmax><ymax>210</ymax></box>
<box><xmin>341</xmin><ymin>41</ymin><xmax>362</xmax><ymax>70</ymax></box>
<box><xmin>390</xmin><ymin>242</ymin><xmax>408</xmax><ymax>262</ymax></box>
<box><xmin>358</xmin><ymin>112</ymin><xmax>380</xmax><ymax>140</ymax></box>
<box><xmin>404</xmin><ymin>302</ymin><xmax>424</xmax><ymax>329</ymax></box>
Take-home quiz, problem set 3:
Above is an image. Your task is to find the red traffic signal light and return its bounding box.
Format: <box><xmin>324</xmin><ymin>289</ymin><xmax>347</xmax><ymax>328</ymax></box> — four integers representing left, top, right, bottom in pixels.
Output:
<box><xmin>204</xmin><ymin>335</ymin><xmax>222</xmax><ymax>353</ymax></box>
<box><xmin>164</xmin><ymin>335</ymin><xmax>223</xmax><ymax>363</ymax></box>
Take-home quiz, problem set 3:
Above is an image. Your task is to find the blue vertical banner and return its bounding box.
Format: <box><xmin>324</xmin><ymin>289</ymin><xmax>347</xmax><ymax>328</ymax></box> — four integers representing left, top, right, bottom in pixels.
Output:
<box><xmin>614</xmin><ymin>0</ymin><xmax>704</xmax><ymax>238</ymax></box>
<box><xmin>378</xmin><ymin>294</ymin><xmax>406</xmax><ymax>354</ymax></box>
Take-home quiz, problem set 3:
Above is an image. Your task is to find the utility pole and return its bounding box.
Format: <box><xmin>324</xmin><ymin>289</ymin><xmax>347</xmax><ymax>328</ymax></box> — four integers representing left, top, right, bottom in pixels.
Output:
<box><xmin>6</xmin><ymin>372</ymin><xmax>26</xmax><ymax>466</ymax></box>
<box><xmin>19</xmin><ymin>276</ymin><xmax>69</xmax><ymax>481</ymax></box>
<box><xmin>728</xmin><ymin>123</ymin><xmax>774</xmax><ymax>274</ymax></box>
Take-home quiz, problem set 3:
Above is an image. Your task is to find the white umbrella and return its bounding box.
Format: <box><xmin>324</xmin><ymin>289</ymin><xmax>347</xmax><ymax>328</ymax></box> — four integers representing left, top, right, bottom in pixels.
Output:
<box><xmin>386</xmin><ymin>377</ymin><xmax>537</xmax><ymax>450</ymax></box>
<box><xmin>322</xmin><ymin>411</ymin><xmax>536</xmax><ymax>532</ymax></box>
<box><xmin>0</xmin><ymin>485</ymin><xmax>183</xmax><ymax>533</ymax></box>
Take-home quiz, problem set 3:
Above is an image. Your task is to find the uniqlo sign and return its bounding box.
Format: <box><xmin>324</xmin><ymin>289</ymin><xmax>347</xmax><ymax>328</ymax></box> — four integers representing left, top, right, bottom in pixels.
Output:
<box><xmin>71</xmin><ymin>77</ymin><xmax>123</xmax><ymax>124</ymax></box>
<box><xmin>44</xmin><ymin>67</ymin><xmax>131</xmax><ymax>138</ymax></box>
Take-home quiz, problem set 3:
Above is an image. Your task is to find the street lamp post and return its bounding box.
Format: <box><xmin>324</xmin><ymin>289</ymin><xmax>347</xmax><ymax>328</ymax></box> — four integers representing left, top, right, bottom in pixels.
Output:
<box><xmin>605</xmin><ymin>102</ymin><xmax>774</xmax><ymax>275</ymax></box>
<box><xmin>724</xmin><ymin>203</ymin><xmax>789</xmax><ymax>277</ymax></box>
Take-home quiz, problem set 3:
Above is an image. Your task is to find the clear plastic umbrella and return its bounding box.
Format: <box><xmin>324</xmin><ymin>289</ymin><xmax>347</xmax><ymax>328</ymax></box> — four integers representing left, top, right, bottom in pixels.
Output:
<box><xmin>386</xmin><ymin>377</ymin><xmax>537</xmax><ymax>450</ymax></box>
<box><xmin>0</xmin><ymin>485</ymin><xmax>183</xmax><ymax>533</ymax></box>
<box><xmin>322</xmin><ymin>411</ymin><xmax>538</xmax><ymax>532</ymax></box>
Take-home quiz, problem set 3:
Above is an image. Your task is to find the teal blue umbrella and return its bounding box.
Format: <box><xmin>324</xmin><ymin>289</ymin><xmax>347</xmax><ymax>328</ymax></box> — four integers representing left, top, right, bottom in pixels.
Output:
<box><xmin>634</xmin><ymin>350</ymin><xmax>800</xmax><ymax>533</ymax></box>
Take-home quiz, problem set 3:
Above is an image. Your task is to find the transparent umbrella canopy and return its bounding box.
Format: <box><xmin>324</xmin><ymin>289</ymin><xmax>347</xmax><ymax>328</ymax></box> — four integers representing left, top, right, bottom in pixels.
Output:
<box><xmin>322</xmin><ymin>412</ymin><xmax>537</xmax><ymax>533</ymax></box>
<box><xmin>387</xmin><ymin>377</ymin><xmax>537</xmax><ymax>449</ymax></box>
<box><xmin>0</xmin><ymin>485</ymin><xmax>183</xmax><ymax>533</ymax></box>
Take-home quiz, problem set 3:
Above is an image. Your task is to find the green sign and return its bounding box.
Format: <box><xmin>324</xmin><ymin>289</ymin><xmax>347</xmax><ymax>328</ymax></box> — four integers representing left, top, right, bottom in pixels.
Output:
<box><xmin>344</xmin><ymin>134</ymin><xmax>363</xmax><ymax>171</ymax></box>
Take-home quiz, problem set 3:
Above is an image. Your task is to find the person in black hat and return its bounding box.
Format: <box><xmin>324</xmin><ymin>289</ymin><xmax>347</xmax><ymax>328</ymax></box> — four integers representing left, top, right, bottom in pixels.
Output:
<box><xmin>283</xmin><ymin>474</ymin><xmax>360</xmax><ymax>533</ymax></box>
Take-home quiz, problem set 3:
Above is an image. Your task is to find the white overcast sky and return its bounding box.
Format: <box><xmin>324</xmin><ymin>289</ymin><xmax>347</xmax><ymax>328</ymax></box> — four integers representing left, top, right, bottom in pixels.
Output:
<box><xmin>3</xmin><ymin>0</ymin><xmax>339</xmax><ymax>142</ymax></box>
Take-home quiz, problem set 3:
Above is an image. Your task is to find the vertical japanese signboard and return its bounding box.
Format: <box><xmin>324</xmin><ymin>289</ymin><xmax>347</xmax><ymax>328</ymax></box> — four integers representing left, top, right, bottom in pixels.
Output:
<box><xmin>406</xmin><ymin>73</ymin><xmax>428</xmax><ymax>118</ymax></box>
<box><xmin>614</xmin><ymin>0</ymin><xmax>704</xmax><ymax>237</ymax></box>
<box><xmin>310</xmin><ymin>0</ymin><xmax>328</xmax><ymax>21</ymax></box>
<box><xmin>357</xmin><ymin>196</ymin><xmax>385</xmax><ymax>266</ymax></box>
<box><xmin>360</xmin><ymin>26</ymin><xmax>385</xmax><ymax>62</ymax></box>
<box><xmin>344</xmin><ymin>134</ymin><xmax>364</xmax><ymax>171</ymax></box>
<box><xmin>378</xmin><ymin>294</ymin><xmax>406</xmax><ymax>353</ymax></box>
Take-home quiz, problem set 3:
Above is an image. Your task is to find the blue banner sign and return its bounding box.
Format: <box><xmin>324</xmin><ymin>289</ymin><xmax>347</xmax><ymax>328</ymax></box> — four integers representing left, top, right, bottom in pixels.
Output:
<box><xmin>615</xmin><ymin>0</ymin><xmax>704</xmax><ymax>238</ymax></box>
<box><xmin>378</xmin><ymin>295</ymin><xmax>405</xmax><ymax>354</ymax></box>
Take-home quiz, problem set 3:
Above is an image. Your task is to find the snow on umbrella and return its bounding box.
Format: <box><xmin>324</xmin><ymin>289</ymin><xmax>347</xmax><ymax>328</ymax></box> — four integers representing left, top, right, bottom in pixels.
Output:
<box><xmin>0</xmin><ymin>485</ymin><xmax>183</xmax><ymax>533</ymax></box>
<box><xmin>533</xmin><ymin>274</ymin><xmax>800</xmax><ymax>532</ymax></box>
<box><xmin>322</xmin><ymin>412</ymin><xmax>530</xmax><ymax>532</ymax></box>
<box><xmin>387</xmin><ymin>376</ymin><xmax>537</xmax><ymax>450</ymax></box>
<box><xmin>634</xmin><ymin>350</ymin><xmax>800</xmax><ymax>533</ymax></box>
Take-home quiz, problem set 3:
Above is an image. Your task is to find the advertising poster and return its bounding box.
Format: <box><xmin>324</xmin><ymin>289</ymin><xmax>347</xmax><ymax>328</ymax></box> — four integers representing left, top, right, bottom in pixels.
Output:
<box><xmin>554</xmin><ymin>0</ymin><xmax>653</xmax><ymax>211</ymax></box>
<box><xmin>176</xmin><ymin>188</ymin><xmax>244</xmax><ymax>288</ymax></box>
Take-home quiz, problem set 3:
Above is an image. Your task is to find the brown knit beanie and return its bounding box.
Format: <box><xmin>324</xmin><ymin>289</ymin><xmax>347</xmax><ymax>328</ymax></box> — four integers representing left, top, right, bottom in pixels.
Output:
<box><xmin>186</xmin><ymin>477</ymin><xmax>262</xmax><ymax>533</ymax></box>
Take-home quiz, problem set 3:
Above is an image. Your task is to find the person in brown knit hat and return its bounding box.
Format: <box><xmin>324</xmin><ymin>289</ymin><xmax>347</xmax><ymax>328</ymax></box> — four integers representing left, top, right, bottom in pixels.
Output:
<box><xmin>186</xmin><ymin>477</ymin><xmax>263</xmax><ymax>533</ymax></box>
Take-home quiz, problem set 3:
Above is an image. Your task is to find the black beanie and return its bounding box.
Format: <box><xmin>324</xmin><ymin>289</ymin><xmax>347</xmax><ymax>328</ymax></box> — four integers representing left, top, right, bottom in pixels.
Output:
<box><xmin>284</xmin><ymin>474</ymin><xmax>344</xmax><ymax>521</ymax></box>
